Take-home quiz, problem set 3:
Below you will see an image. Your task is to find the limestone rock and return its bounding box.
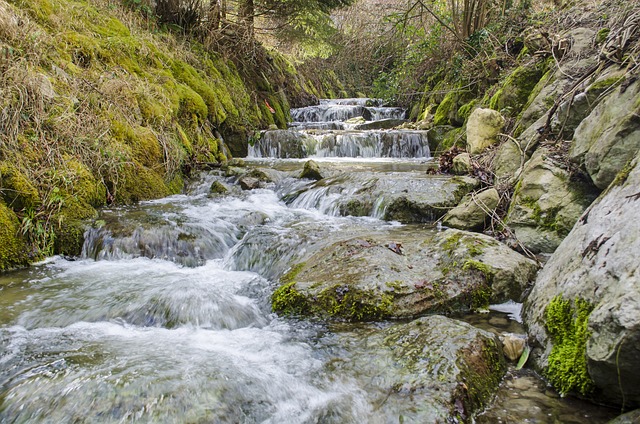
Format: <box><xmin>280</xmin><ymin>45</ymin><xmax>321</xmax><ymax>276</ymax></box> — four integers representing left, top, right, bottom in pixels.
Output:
<box><xmin>466</xmin><ymin>108</ymin><xmax>505</xmax><ymax>154</ymax></box>
<box><xmin>251</xmin><ymin>130</ymin><xmax>312</xmax><ymax>158</ymax></box>
<box><xmin>570</xmin><ymin>77</ymin><xmax>640</xmax><ymax>189</ymax></box>
<box><xmin>505</xmin><ymin>148</ymin><xmax>597</xmax><ymax>253</ymax></box>
<box><xmin>523</xmin><ymin>154</ymin><xmax>640</xmax><ymax>406</ymax></box>
<box><xmin>238</xmin><ymin>176</ymin><xmax>260</xmax><ymax>190</ymax></box>
<box><xmin>452</xmin><ymin>152</ymin><xmax>472</xmax><ymax>175</ymax></box>
<box><xmin>501</xmin><ymin>334</ymin><xmax>526</xmax><ymax>362</ymax></box>
<box><xmin>443</xmin><ymin>188</ymin><xmax>500</xmax><ymax>231</ymax></box>
<box><xmin>299</xmin><ymin>160</ymin><xmax>323</xmax><ymax>181</ymax></box>
<box><xmin>271</xmin><ymin>228</ymin><xmax>538</xmax><ymax>320</ymax></box>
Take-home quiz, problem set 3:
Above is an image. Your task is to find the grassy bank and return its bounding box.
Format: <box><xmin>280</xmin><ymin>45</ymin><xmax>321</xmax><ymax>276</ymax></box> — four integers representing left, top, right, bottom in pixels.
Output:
<box><xmin>0</xmin><ymin>0</ymin><xmax>342</xmax><ymax>268</ymax></box>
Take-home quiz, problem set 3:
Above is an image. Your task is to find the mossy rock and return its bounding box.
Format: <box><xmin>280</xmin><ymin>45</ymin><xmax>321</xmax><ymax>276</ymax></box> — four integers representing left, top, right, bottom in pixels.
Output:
<box><xmin>0</xmin><ymin>162</ymin><xmax>40</xmax><ymax>212</ymax></box>
<box><xmin>489</xmin><ymin>65</ymin><xmax>545</xmax><ymax>117</ymax></box>
<box><xmin>271</xmin><ymin>228</ymin><xmax>538</xmax><ymax>320</ymax></box>
<box><xmin>434</xmin><ymin>89</ymin><xmax>475</xmax><ymax>126</ymax></box>
<box><xmin>0</xmin><ymin>201</ymin><xmax>30</xmax><ymax>270</ymax></box>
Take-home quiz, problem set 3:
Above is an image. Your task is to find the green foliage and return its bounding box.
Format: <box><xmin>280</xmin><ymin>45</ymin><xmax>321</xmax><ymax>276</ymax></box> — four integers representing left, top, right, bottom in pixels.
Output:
<box><xmin>545</xmin><ymin>296</ymin><xmax>595</xmax><ymax>396</ymax></box>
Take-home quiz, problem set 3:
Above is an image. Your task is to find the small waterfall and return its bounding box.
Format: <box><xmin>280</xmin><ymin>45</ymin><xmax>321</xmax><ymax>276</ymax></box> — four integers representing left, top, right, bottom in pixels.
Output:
<box><xmin>249</xmin><ymin>98</ymin><xmax>430</xmax><ymax>160</ymax></box>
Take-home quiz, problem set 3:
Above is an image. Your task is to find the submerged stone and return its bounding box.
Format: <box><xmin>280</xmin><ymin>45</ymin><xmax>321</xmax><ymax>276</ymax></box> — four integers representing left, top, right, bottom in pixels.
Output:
<box><xmin>328</xmin><ymin>315</ymin><xmax>506</xmax><ymax>422</ymax></box>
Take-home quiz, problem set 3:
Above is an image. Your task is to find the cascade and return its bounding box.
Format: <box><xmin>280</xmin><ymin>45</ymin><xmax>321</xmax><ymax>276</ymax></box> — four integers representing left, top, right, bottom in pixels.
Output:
<box><xmin>249</xmin><ymin>98</ymin><xmax>429</xmax><ymax>159</ymax></box>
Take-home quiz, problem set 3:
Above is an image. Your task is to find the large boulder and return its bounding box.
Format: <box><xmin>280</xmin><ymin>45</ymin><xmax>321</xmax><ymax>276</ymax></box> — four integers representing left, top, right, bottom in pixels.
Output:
<box><xmin>272</xmin><ymin>228</ymin><xmax>538</xmax><ymax>320</ymax></box>
<box><xmin>570</xmin><ymin>77</ymin><xmax>640</xmax><ymax>189</ymax></box>
<box><xmin>443</xmin><ymin>188</ymin><xmax>500</xmax><ymax>231</ymax></box>
<box><xmin>504</xmin><ymin>148</ymin><xmax>597</xmax><ymax>253</ymax></box>
<box><xmin>327</xmin><ymin>315</ymin><xmax>506</xmax><ymax>422</ymax></box>
<box><xmin>523</xmin><ymin>154</ymin><xmax>640</xmax><ymax>407</ymax></box>
<box><xmin>466</xmin><ymin>108</ymin><xmax>505</xmax><ymax>154</ymax></box>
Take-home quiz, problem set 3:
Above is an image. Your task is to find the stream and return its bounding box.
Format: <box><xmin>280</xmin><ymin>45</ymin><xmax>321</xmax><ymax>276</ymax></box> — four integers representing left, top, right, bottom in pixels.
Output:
<box><xmin>0</xmin><ymin>99</ymin><xmax>617</xmax><ymax>423</ymax></box>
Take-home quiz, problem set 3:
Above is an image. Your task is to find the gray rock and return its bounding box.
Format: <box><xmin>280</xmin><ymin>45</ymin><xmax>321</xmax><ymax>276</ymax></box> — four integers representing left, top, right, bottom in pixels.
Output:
<box><xmin>570</xmin><ymin>78</ymin><xmax>640</xmax><ymax>189</ymax></box>
<box><xmin>466</xmin><ymin>108</ymin><xmax>505</xmax><ymax>154</ymax></box>
<box><xmin>523</xmin><ymin>154</ymin><xmax>640</xmax><ymax>406</ymax></box>
<box><xmin>209</xmin><ymin>180</ymin><xmax>228</xmax><ymax>195</ymax></box>
<box><xmin>452</xmin><ymin>152</ymin><xmax>472</xmax><ymax>175</ymax></box>
<box><xmin>607</xmin><ymin>410</ymin><xmax>640</xmax><ymax>424</ymax></box>
<box><xmin>238</xmin><ymin>176</ymin><xmax>260</xmax><ymax>190</ymax></box>
<box><xmin>443</xmin><ymin>188</ymin><xmax>500</xmax><ymax>231</ymax></box>
<box><xmin>550</xmin><ymin>67</ymin><xmax>626</xmax><ymax>139</ymax></box>
<box><xmin>323</xmin><ymin>316</ymin><xmax>505</xmax><ymax>422</ymax></box>
<box><xmin>272</xmin><ymin>228</ymin><xmax>538</xmax><ymax>320</ymax></box>
<box><xmin>515</xmin><ymin>28</ymin><xmax>598</xmax><ymax>136</ymax></box>
<box><xmin>299</xmin><ymin>160</ymin><xmax>323</xmax><ymax>181</ymax></box>
<box><xmin>505</xmin><ymin>148</ymin><xmax>597</xmax><ymax>253</ymax></box>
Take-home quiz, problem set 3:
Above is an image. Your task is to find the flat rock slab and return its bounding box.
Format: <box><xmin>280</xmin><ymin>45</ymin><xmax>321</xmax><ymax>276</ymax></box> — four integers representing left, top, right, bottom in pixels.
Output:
<box><xmin>272</xmin><ymin>228</ymin><xmax>538</xmax><ymax>320</ymax></box>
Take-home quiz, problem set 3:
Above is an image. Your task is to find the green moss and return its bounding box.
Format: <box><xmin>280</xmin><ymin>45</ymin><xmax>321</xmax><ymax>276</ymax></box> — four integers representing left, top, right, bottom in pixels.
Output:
<box><xmin>0</xmin><ymin>162</ymin><xmax>41</xmax><ymax>211</ymax></box>
<box><xmin>462</xmin><ymin>260</ymin><xmax>494</xmax><ymax>309</ymax></box>
<box><xmin>0</xmin><ymin>202</ymin><xmax>30</xmax><ymax>270</ymax></box>
<box><xmin>544</xmin><ymin>296</ymin><xmax>595</xmax><ymax>396</ymax></box>
<box><xmin>458</xmin><ymin>99</ymin><xmax>478</xmax><ymax>123</ymax></box>
<box><xmin>315</xmin><ymin>284</ymin><xmax>394</xmax><ymax>321</ymax></box>
<box><xmin>441</xmin><ymin>231</ymin><xmax>464</xmax><ymax>255</ymax></box>
<box><xmin>434</xmin><ymin>89</ymin><xmax>474</xmax><ymax>126</ymax></box>
<box><xmin>590</xmin><ymin>75</ymin><xmax>623</xmax><ymax>91</ymax></box>
<box><xmin>596</xmin><ymin>28</ymin><xmax>610</xmax><ymax>44</ymax></box>
<box><xmin>490</xmin><ymin>65</ymin><xmax>545</xmax><ymax>116</ymax></box>
<box><xmin>272</xmin><ymin>263</ymin><xmax>394</xmax><ymax>321</ymax></box>
<box><xmin>272</xmin><ymin>281</ymin><xmax>309</xmax><ymax>315</ymax></box>
<box><xmin>610</xmin><ymin>159</ymin><xmax>634</xmax><ymax>187</ymax></box>
<box><xmin>520</xmin><ymin>196</ymin><xmax>568</xmax><ymax>236</ymax></box>
<box><xmin>436</xmin><ymin>127</ymin><xmax>466</xmax><ymax>153</ymax></box>
<box><xmin>280</xmin><ymin>262</ymin><xmax>306</xmax><ymax>284</ymax></box>
<box><xmin>459</xmin><ymin>337</ymin><xmax>506</xmax><ymax>412</ymax></box>
<box><xmin>113</xmin><ymin>162</ymin><xmax>170</xmax><ymax>204</ymax></box>
<box><xmin>176</xmin><ymin>83</ymin><xmax>208</xmax><ymax>124</ymax></box>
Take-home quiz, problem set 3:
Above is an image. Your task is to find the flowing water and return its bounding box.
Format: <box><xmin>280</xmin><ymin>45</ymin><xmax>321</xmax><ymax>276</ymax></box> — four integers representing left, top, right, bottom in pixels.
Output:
<box><xmin>0</xmin><ymin>99</ymin><xmax>618</xmax><ymax>423</ymax></box>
